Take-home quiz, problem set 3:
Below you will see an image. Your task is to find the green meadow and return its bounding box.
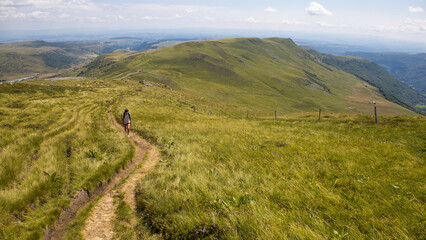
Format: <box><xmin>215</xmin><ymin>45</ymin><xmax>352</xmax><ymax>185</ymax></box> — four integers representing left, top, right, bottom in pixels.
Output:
<box><xmin>0</xmin><ymin>80</ymin><xmax>134</xmax><ymax>239</ymax></box>
<box><xmin>0</xmin><ymin>49</ymin><xmax>424</xmax><ymax>239</ymax></box>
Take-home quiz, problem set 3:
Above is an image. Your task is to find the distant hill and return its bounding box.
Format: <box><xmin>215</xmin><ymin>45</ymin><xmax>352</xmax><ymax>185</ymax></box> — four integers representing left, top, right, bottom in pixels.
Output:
<box><xmin>0</xmin><ymin>40</ymin><xmax>99</xmax><ymax>80</ymax></box>
<box><xmin>78</xmin><ymin>38</ymin><xmax>414</xmax><ymax>115</ymax></box>
<box><xmin>306</xmin><ymin>49</ymin><xmax>425</xmax><ymax>113</ymax></box>
<box><xmin>0</xmin><ymin>39</ymin><xmax>182</xmax><ymax>81</ymax></box>
<box><xmin>345</xmin><ymin>52</ymin><xmax>426</xmax><ymax>95</ymax></box>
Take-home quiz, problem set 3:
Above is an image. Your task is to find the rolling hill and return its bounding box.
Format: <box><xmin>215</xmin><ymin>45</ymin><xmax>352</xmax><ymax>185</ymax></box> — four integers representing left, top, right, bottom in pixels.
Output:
<box><xmin>78</xmin><ymin>38</ymin><xmax>414</xmax><ymax>115</ymax></box>
<box><xmin>306</xmin><ymin>49</ymin><xmax>425</xmax><ymax>113</ymax></box>
<box><xmin>0</xmin><ymin>39</ymin><xmax>177</xmax><ymax>81</ymax></box>
<box><xmin>0</xmin><ymin>40</ymin><xmax>99</xmax><ymax>80</ymax></box>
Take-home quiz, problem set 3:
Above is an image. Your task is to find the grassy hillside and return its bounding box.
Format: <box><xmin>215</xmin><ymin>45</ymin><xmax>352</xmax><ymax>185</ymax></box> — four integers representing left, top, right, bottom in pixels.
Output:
<box><xmin>346</xmin><ymin>52</ymin><xmax>426</xmax><ymax>95</ymax></box>
<box><xmin>1</xmin><ymin>37</ymin><xmax>423</xmax><ymax>239</ymax></box>
<box><xmin>0</xmin><ymin>80</ymin><xmax>134</xmax><ymax>239</ymax></box>
<box><xmin>79</xmin><ymin>38</ymin><xmax>414</xmax><ymax>115</ymax></box>
<box><xmin>110</xmin><ymin>84</ymin><xmax>424</xmax><ymax>239</ymax></box>
<box><xmin>0</xmin><ymin>78</ymin><xmax>424</xmax><ymax>239</ymax></box>
<box><xmin>307</xmin><ymin>49</ymin><xmax>425</xmax><ymax>114</ymax></box>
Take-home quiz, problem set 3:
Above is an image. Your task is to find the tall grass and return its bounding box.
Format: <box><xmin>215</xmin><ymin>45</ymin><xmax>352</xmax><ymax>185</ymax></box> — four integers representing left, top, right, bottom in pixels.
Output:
<box><xmin>124</xmin><ymin>87</ymin><xmax>425</xmax><ymax>239</ymax></box>
<box><xmin>0</xmin><ymin>81</ymin><xmax>134</xmax><ymax>239</ymax></box>
<box><xmin>1</xmin><ymin>79</ymin><xmax>423</xmax><ymax>239</ymax></box>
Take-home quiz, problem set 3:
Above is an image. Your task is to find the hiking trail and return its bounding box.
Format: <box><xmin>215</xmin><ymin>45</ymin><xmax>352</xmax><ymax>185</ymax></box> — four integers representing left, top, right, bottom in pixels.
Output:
<box><xmin>44</xmin><ymin>104</ymin><xmax>160</xmax><ymax>240</ymax></box>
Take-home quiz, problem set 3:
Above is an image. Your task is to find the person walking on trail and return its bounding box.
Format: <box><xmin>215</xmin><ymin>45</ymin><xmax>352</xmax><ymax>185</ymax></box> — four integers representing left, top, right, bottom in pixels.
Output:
<box><xmin>122</xmin><ymin>109</ymin><xmax>131</xmax><ymax>137</ymax></box>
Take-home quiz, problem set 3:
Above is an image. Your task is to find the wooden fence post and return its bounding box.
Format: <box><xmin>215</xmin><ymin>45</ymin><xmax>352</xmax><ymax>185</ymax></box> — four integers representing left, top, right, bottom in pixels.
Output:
<box><xmin>374</xmin><ymin>106</ymin><xmax>378</xmax><ymax>123</ymax></box>
<box><xmin>247</xmin><ymin>110</ymin><xmax>249</xmax><ymax>119</ymax></box>
<box><xmin>318</xmin><ymin>109</ymin><xmax>321</xmax><ymax>121</ymax></box>
<box><xmin>275</xmin><ymin>110</ymin><xmax>277</xmax><ymax>120</ymax></box>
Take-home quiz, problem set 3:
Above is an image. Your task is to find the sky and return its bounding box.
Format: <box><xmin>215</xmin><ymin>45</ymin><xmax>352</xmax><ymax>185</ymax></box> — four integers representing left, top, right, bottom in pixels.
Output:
<box><xmin>0</xmin><ymin>0</ymin><xmax>425</xmax><ymax>44</ymax></box>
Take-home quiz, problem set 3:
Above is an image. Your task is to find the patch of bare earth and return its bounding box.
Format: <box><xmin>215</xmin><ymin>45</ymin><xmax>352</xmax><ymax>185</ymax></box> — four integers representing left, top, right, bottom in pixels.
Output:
<box><xmin>82</xmin><ymin>106</ymin><xmax>160</xmax><ymax>240</ymax></box>
<box><xmin>83</xmin><ymin>131</ymin><xmax>159</xmax><ymax>239</ymax></box>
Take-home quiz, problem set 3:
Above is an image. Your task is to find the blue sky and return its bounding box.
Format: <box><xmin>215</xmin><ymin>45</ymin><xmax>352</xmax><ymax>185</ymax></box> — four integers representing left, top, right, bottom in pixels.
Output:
<box><xmin>0</xmin><ymin>0</ymin><xmax>425</xmax><ymax>43</ymax></box>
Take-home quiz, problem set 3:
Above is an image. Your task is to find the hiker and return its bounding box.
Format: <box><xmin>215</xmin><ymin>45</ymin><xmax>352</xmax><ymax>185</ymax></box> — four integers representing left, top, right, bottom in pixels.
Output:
<box><xmin>121</xmin><ymin>109</ymin><xmax>131</xmax><ymax>137</ymax></box>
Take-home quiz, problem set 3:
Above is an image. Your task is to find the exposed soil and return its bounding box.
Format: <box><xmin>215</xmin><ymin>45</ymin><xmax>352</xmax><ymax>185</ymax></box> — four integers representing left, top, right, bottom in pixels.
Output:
<box><xmin>43</xmin><ymin>104</ymin><xmax>159</xmax><ymax>240</ymax></box>
<box><xmin>83</xmin><ymin>108</ymin><xmax>159</xmax><ymax>239</ymax></box>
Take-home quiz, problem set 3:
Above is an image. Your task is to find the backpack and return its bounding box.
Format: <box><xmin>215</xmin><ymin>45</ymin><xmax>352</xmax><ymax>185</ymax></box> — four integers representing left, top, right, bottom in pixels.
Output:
<box><xmin>122</xmin><ymin>111</ymin><xmax>131</xmax><ymax>123</ymax></box>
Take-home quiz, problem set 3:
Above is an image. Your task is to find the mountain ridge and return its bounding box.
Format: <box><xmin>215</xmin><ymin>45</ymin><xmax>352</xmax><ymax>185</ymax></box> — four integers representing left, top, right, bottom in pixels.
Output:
<box><xmin>77</xmin><ymin>37</ymin><xmax>415</xmax><ymax>115</ymax></box>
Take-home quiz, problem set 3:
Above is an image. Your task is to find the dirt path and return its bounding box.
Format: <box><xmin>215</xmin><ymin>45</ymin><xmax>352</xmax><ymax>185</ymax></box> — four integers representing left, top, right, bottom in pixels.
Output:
<box><xmin>83</xmin><ymin>107</ymin><xmax>159</xmax><ymax>239</ymax></box>
<box><xmin>44</xmin><ymin>104</ymin><xmax>159</xmax><ymax>240</ymax></box>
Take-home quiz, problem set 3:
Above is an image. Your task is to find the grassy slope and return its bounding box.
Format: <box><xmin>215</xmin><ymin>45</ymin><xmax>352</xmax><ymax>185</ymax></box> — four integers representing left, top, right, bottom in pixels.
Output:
<box><xmin>307</xmin><ymin>49</ymin><xmax>425</xmax><ymax>113</ymax></box>
<box><xmin>0</xmin><ymin>80</ymin><xmax>134</xmax><ymax>239</ymax></box>
<box><xmin>0</xmin><ymin>77</ymin><xmax>424</xmax><ymax>239</ymax></box>
<box><xmin>111</xmin><ymin>85</ymin><xmax>425</xmax><ymax>239</ymax></box>
<box><xmin>79</xmin><ymin>38</ymin><xmax>414</xmax><ymax>116</ymax></box>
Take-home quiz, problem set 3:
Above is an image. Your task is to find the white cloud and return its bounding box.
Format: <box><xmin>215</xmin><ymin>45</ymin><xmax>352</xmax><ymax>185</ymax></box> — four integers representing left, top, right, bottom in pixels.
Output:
<box><xmin>405</xmin><ymin>18</ymin><xmax>426</xmax><ymax>32</ymax></box>
<box><xmin>365</xmin><ymin>19</ymin><xmax>426</xmax><ymax>34</ymax></box>
<box><xmin>0</xmin><ymin>0</ymin><xmax>14</xmax><ymax>6</ymax></box>
<box><xmin>0</xmin><ymin>6</ymin><xmax>51</xmax><ymax>20</ymax></box>
<box><xmin>264</xmin><ymin>7</ymin><xmax>277</xmax><ymax>13</ymax></box>
<box><xmin>142</xmin><ymin>16</ymin><xmax>159</xmax><ymax>20</ymax></box>
<box><xmin>281</xmin><ymin>19</ymin><xmax>307</xmax><ymax>25</ymax></box>
<box><xmin>366</xmin><ymin>24</ymin><xmax>399</xmax><ymax>32</ymax></box>
<box><xmin>86</xmin><ymin>16</ymin><xmax>99</xmax><ymax>22</ymax></box>
<box><xmin>0</xmin><ymin>6</ymin><xmax>25</xmax><ymax>19</ymax></box>
<box><xmin>175</xmin><ymin>14</ymin><xmax>182</xmax><ymax>18</ymax></box>
<box><xmin>30</xmin><ymin>10</ymin><xmax>49</xmax><ymax>19</ymax></box>
<box><xmin>59</xmin><ymin>13</ymin><xmax>69</xmax><ymax>19</ymax></box>
<box><xmin>317</xmin><ymin>21</ymin><xmax>333</xmax><ymax>27</ymax></box>
<box><xmin>106</xmin><ymin>14</ymin><xmax>126</xmax><ymax>22</ymax></box>
<box><xmin>306</xmin><ymin>2</ymin><xmax>333</xmax><ymax>16</ymax></box>
<box><xmin>409</xmin><ymin>6</ymin><xmax>424</xmax><ymax>13</ymax></box>
<box><xmin>245</xmin><ymin>17</ymin><xmax>258</xmax><ymax>23</ymax></box>
<box><xmin>185</xmin><ymin>8</ymin><xmax>198</xmax><ymax>13</ymax></box>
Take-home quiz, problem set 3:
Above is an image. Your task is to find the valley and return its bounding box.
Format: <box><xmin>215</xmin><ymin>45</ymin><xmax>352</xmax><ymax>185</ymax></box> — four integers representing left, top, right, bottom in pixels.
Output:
<box><xmin>345</xmin><ymin>52</ymin><xmax>426</xmax><ymax>95</ymax></box>
<box><xmin>307</xmin><ymin>49</ymin><xmax>426</xmax><ymax>113</ymax></box>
